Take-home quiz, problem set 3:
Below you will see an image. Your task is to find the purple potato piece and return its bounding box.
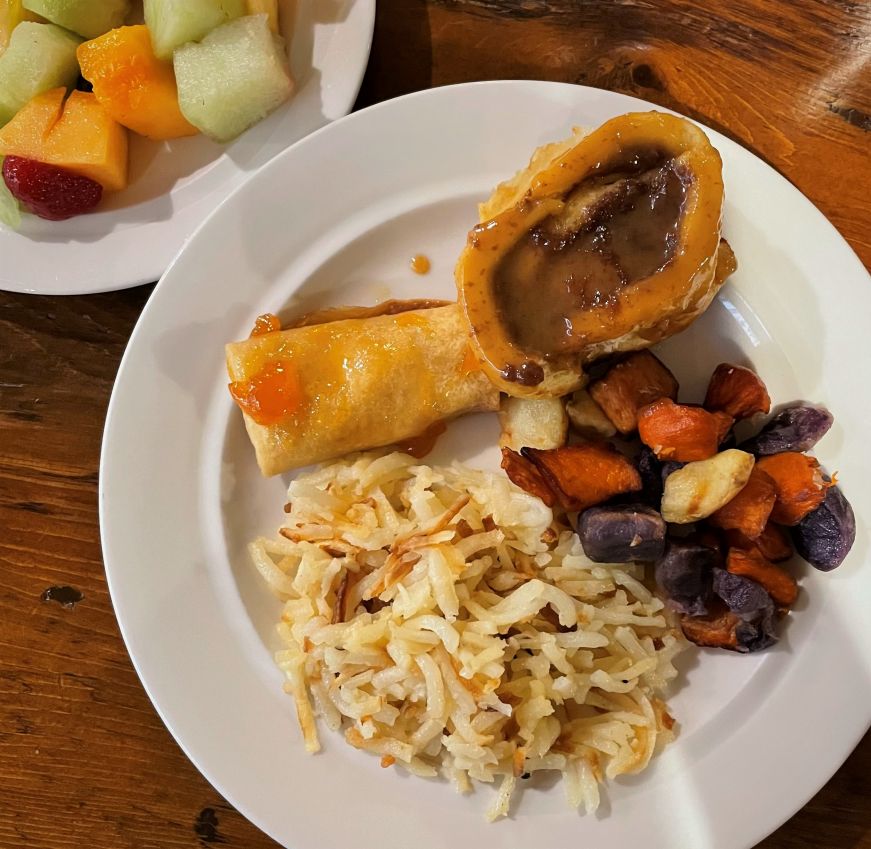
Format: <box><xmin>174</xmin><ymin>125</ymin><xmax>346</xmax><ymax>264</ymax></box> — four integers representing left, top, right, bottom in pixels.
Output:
<box><xmin>637</xmin><ymin>446</ymin><xmax>663</xmax><ymax>506</ymax></box>
<box><xmin>741</xmin><ymin>405</ymin><xmax>833</xmax><ymax>456</ymax></box>
<box><xmin>660</xmin><ymin>460</ymin><xmax>685</xmax><ymax>486</ymax></box>
<box><xmin>712</xmin><ymin>568</ymin><xmax>777</xmax><ymax>652</ymax></box>
<box><xmin>577</xmin><ymin>503</ymin><xmax>666</xmax><ymax>563</ymax></box>
<box><xmin>792</xmin><ymin>485</ymin><xmax>855</xmax><ymax>571</ymax></box>
<box><xmin>654</xmin><ymin>540</ymin><xmax>719</xmax><ymax>616</ymax></box>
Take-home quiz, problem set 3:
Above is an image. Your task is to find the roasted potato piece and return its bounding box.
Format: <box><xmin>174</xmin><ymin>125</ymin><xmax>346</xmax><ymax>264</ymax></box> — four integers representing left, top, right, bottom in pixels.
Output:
<box><xmin>565</xmin><ymin>389</ymin><xmax>616</xmax><ymax>438</ymax></box>
<box><xmin>577</xmin><ymin>504</ymin><xmax>666</xmax><ymax>563</ymax></box>
<box><xmin>704</xmin><ymin>363</ymin><xmax>771</xmax><ymax>419</ymax></box>
<box><xmin>522</xmin><ymin>442</ymin><xmax>642</xmax><ymax>512</ymax></box>
<box><xmin>726</xmin><ymin>547</ymin><xmax>798</xmax><ymax>607</ymax></box>
<box><xmin>661</xmin><ymin>449</ymin><xmax>755</xmax><ymax>524</ymax></box>
<box><xmin>682</xmin><ymin>589</ymin><xmax>776</xmax><ymax>654</ymax></box>
<box><xmin>741</xmin><ymin>404</ymin><xmax>833</xmax><ymax>455</ymax></box>
<box><xmin>636</xmin><ymin>445</ymin><xmax>664</xmax><ymax>506</ymax></box>
<box><xmin>588</xmin><ymin>351</ymin><xmax>678</xmax><ymax>434</ymax></box>
<box><xmin>711</xmin><ymin>568</ymin><xmax>777</xmax><ymax>652</ymax></box>
<box><xmin>755</xmin><ymin>452</ymin><xmax>833</xmax><ymax>525</ymax></box>
<box><xmin>501</xmin><ymin>447</ymin><xmax>557</xmax><ymax>507</ymax></box>
<box><xmin>708</xmin><ymin>466</ymin><xmax>777</xmax><ymax>539</ymax></box>
<box><xmin>654</xmin><ymin>540</ymin><xmax>719</xmax><ymax>616</ymax></box>
<box><xmin>638</xmin><ymin>398</ymin><xmax>733</xmax><ymax>462</ymax></box>
<box><xmin>499</xmin><ymin>396</ymin><xmax>568</xmax><ymax>451</ymax></box>
<box><xmin>792</xmin><ymin>485</ymin><xmax>855</xmax><ymax>571</ymax></box>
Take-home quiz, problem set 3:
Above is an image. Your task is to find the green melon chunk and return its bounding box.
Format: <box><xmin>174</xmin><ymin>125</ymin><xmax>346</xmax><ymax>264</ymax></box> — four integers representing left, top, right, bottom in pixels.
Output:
<box><xmin>0</xmin><ymin>22</ymin><xmax>82</xmax><ymax>127</ymax></box>
<box><xmin>174</xmin><ymin>14</ymin><xmax>293</xmax><ymax>143</ymax></box>
<box><xmin>22</xmin><ymin>0</ymin><xmax>130</xmax><ymax>39</ymax></box>
<box><xmin>144</xmin><ymin>0</ymin><xmax>246</xmax><ymax>60</ymax></box>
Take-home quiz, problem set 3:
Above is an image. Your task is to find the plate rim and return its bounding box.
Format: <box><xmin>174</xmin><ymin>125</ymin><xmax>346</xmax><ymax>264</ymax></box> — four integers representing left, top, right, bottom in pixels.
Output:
<box><xmin>100</xmin><ymin>79</ymin><xmax>871</xmax><ymax>849</ymax></box>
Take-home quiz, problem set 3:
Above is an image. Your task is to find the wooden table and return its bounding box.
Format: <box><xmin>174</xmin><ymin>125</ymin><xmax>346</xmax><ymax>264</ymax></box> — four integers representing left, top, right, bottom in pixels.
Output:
<box><xmin>1</xmin><ymin>1</ymin><xmax>869</xmax><ymax>847</ymax></box>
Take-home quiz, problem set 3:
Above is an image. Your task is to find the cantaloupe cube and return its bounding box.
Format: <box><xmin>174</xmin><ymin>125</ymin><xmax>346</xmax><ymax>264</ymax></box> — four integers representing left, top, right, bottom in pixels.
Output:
<box><xmin>0</xmin><ymin>87</ymin><xmax>129</xmax><ymax>190</ymax></box>
<box><xmin>144</xmin><ymin>0</ymin><xmax>245</xmax><ymax>60</ymax></box>
<box><xmin>174</xmin><ymin>15</ymin><xmax>293</xmax><ymax>143</ymax></box>
<box><xmin>245</xmin><ymin>0</ymin><xmax>277</xmax><ymax>33</ymax></box>
<box><xmin>22</xmin><ymin>0</ymin><xmax>129</xmax><ymax>39</ymax></box>
<box><xmin>78</xmin><ymin>25</ymin><xmax>197</xmax><ymax>140</ymax></box>
<box><xmin>0</xmin><ymin>87</ymin><xmax>67</xmax><ymax>161</ymax></box>
<box><xmin>0</xmin><ymin>21</ymin><xmax>81</xmax><ymax>125</ymax></box>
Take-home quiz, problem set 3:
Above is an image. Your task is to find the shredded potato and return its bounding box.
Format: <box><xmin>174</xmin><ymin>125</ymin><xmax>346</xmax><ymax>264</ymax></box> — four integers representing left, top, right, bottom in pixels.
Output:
<box><xmin>251</xmin><ymin>452</ymin><xmax>685</xmax><ymax>819</ymax></box>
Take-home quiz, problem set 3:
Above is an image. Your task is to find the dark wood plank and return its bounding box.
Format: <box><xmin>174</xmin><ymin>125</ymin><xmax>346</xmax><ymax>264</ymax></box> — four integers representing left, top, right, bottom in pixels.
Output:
<box><xmin>2</xmin><ymin>1</ymin><xmax>869</xmax><ymax>847</ymax></box>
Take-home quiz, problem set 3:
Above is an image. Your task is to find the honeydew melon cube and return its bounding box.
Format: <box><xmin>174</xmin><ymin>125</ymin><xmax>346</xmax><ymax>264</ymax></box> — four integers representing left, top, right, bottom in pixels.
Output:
<box><xmin>0</xmin><ymin>21</ymin><xmax>81</xmax><ymax>126</ymax></box>
<box><xmin>174</xmin><ymin>15</ymin><xmax>293</xmax><ymax>143</ymax></box>
<box><xmin>22</xmin><ymin>0</ymin><xmax>130</xmax><ymax>39</ymax></box>
<box><xmin>144</xmin><ymin>0</ymin><xmax>245</xmax><ymax>60</ymax></box>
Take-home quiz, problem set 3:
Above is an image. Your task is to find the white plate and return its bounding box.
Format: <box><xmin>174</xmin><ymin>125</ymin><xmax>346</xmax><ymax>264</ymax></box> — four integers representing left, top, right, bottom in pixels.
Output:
<box><xmin>100</xmin><ymin>81</ymin><xmax>871</xmax><ymax>849</ymax></box>
<box><xmin>0</xmin><ymin>0</ymin><xmax>375</xmax><ymax>296</ymax></box>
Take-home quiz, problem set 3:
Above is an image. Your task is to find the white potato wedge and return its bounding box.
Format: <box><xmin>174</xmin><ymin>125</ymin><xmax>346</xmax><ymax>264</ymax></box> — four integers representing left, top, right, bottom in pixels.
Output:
<box><xmin>565</xmin><ymin>389</ymin><xmax>616</xmax><ymax>438</ymax></box>
<box><xmin>661</xmin><ymin>449</ymin><xmax>755</xmax><ymax>524</ymax></box>
<box><xmin>499</xmin><ymin>396</ymin><xmax>568</xmax><ymax>452</ymax></box>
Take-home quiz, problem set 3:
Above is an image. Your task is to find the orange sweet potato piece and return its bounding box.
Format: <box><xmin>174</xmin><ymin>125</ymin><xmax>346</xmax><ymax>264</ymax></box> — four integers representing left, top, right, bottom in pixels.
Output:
<box><xmin>501</xmin><ymin>448</ymin><xmax>557</xmax><ymax>507</ymax></box>
<box><xmin>588</xmin><ymin>351</ymin><xmax>678</xmax><ymax>434</ymax></box>
<box><xmin>681</xmin><ymin>601</ymin><xmax>739</xmax><ymax>650</ymax></box>
<box><xmin>522</xmin><ymin>443</ymin><xmax>642</xmax><ymax>512</ymax></box>
<box><xmin>637</xmin><ymin>398</ymin><xmax>734</xmax><ymax>462</ymax></box>
<box><xmin>754</xmin><ymin>522</ymin><xmax>794</xmax><ymax>562</ymax></box>
<box><xmin>723</xmin><ymin>522</ymin><xmax>794</xmax><ymax>563</ymax></box>
<box><xmin>756</xmin><ymin>452</ymin><xmax>833</xmax><ymax>525</ymax></box>
<box><xmin>704</xmin><ymin>363</ymin><xmax>771</xmax><ymax>419</ymax></box>
<box><xmin>726</xmin><ymin>547</ymin><xmax>798</xmax><ymax>607</ymax></box>
<box><xmin>708</xmin><ymin>466</ymin><xmax>777</xmax><ymax>538</ymax></box>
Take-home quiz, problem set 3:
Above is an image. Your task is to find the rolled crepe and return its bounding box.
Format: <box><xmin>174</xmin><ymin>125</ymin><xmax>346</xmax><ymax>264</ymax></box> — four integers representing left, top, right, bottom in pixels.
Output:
<box><xmin>226</xmin><ymin>303</ymin><xmax>500</xmax><ymax>476</ymax></box>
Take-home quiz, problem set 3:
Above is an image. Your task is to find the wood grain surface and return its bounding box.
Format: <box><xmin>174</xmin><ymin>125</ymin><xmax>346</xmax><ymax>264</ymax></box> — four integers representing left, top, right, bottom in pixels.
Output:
<box><xmin>1</xmin><ymin>1</ymin><xmax>869</xmax><ymax>847</ymax></box>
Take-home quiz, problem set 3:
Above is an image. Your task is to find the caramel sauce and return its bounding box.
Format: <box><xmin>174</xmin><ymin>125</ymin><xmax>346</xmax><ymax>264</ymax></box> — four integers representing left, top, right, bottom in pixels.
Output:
<box><xmin>228</xmin><ymin>359</ymin><xmax>303</xmax><ymax>425</ymax></box>
<box><xmin>493</xmin><ymin>150</ymin><xmax>688</xmax><ymax>358</ymax></box>
<box><xmin>395</xmin><ymin>420</ymin><xmax>447</xmax><ymax>458</ymax></box>
<box><xmin>459</xmin><ymin>345</ymin><xmax>481</xmax><ymax>374</ymax></box>
<box><xmin>410</xmin><ymin>254</ymin><xmax>431</xmax><ymax>275</ymax></box>
<box><xmin>249</xmin><ymin>313</ymin><xmax>282</xmax><ymax>337</ymax></box>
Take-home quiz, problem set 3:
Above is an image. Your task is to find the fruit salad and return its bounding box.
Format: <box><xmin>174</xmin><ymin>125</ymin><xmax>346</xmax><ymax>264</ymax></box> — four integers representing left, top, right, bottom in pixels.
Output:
<box><xmin>0</xmin><ymin>0</ymin><xmax>293</xmax><ymax>223</ymax></box>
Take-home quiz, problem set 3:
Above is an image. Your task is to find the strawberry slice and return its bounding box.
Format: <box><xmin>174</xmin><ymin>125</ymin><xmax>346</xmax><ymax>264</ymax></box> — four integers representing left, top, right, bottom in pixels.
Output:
<box><xmin>2</xmin><ymin>156</ymin><xmax>102</xmax><ymax>221</ymax></box>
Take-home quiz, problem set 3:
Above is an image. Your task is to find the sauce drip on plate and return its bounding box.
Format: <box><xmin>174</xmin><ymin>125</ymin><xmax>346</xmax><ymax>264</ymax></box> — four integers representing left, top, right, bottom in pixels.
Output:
<box><xmin>410</xmin><ymin>254</ymin><xmax>431</xmax><ymax>275</ymax></box>
<box><xmin>395</xmin><ymin>420</ymin><xmax>447</xmax><ymax>458</ymax></box>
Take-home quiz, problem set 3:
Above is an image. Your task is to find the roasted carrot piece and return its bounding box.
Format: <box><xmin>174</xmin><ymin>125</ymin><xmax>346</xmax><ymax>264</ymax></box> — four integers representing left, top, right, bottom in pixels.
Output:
<box><xmin>522</xmin><ymin>443</ymin><xmax>642</xmax><ymax>512</ymax></box>
<box><xmin>708</xmin><ymin>466</ymin><xmax>777</xmax><ymax>539</ymax></box>
<box><xmin>637</xmin><ymin>398</ymin><xmax>734</xmax><ymax>462</ymax></box>
<box><xmin>723</xmin><ymin>522</ymin><xmax>794</xmax><ymax>563</ymax></box>
<box><xmin>681</xmin><ymin>601</ymin><xmax>739</xmax><ymax>650</ymax></box>
<box><xmin>756</xmin><ymin>452</ymin><xmax>833</xmax><ymax>525</ymax></box>
<box><xmin>726</xmin><ymin>547</ymin><xmax>798</xmax><ymax>607</ymax></box>
<box><xmin>754</xmin><ymin>522</ymin><xmax>794</xmax><ymax>562</ymax></box>
<box><xmin>704</xmin><ymin>363</ymin><xmax>771</xmax><ymax>419</ymax></box>
<box><xmin>501</xmin><ymin>447</ymin><xmax>557</xmax><ymax>507</ymax></box>
<box><xmin>588</xmin><ymin>351</ymin><xmax>678</xmax><ymax>434</ymax></box>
